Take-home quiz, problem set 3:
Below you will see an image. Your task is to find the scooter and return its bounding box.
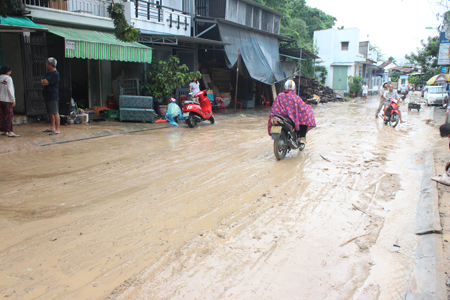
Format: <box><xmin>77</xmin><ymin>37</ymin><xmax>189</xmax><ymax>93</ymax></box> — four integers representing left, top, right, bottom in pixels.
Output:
<box><xmin>182</xmin><ymin>90</ymin><xmax>215</xmax><ymax>128</ymax></box>
<box><xmin>270</xmin><ymin>114</ymin><xmax>305</xmax><ymax>160</ymax></box>
<box><xmin>384</xmin><ymin>98</ymin><xmax>400</xmax><ymax>127</ymax></box>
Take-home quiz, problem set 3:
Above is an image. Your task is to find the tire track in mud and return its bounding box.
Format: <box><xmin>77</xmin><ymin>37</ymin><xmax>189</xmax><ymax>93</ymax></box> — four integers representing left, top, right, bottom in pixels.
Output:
<box><xmin>0</xmin><ymin>97</ymin><xmax>435</xmax><ymax>300</ymax></box>
<box><xmin>107</xmin><ymin>100</ymin><xmax>424</xmax><ymax>299</ymax></box>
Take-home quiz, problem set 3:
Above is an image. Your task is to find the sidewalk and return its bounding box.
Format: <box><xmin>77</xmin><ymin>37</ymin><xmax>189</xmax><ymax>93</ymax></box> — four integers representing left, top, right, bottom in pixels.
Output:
<box><xmin>0</xmin><ymin>109</ymin><xmax>269</xmax><ymax>154</ymax></box>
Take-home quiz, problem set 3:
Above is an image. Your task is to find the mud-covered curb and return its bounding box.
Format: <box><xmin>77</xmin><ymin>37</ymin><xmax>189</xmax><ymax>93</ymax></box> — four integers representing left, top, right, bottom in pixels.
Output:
<box><xmin>406</xmin><ymin>152</ymin><xmax>446</xmax><ymax>299</ymax></box>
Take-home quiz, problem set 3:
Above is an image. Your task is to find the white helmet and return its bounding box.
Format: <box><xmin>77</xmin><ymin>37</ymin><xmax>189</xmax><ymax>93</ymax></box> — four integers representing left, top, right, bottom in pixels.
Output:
<box><xmin>284</xmin><ymin>80</ymin><xmax>296</xmax><ymax>91</ymax></box>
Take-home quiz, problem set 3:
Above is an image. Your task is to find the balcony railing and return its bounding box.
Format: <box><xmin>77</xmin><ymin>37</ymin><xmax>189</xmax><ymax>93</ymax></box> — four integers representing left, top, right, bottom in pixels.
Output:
<box><xmin>134</xmin><ymin>0</ymin><xmax>189</xmax><ymax>31</ymax></box>
<box><xmin>23</xmin><ymin>0</ymin><xmax>111</xmax><ymax>18</ymax></box>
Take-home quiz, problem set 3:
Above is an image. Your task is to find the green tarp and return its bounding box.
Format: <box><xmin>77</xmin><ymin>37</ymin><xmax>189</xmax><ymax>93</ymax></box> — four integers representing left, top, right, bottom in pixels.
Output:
<box><xmin>42</xmin><ymin>24</ymin><xmax>152</xmax><ymax>63</ymax></box>
<box><xmin>0</xmin><ymin>16</ymin><xmax>45</xmax><ymax>29</ymax></box>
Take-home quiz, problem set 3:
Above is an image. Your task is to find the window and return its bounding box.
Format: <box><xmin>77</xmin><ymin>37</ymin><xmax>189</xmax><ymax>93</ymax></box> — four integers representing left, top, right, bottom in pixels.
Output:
<box><xmin>341</xmin><ymin>42</ymin><xmax>349</xmax><ymax>51</ymax></box>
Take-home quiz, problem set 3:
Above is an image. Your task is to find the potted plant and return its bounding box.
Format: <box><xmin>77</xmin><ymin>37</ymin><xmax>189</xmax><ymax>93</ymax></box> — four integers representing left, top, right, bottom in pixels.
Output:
<box><xmin>347</xmin><ymin>75</ymin><xmax>363</xmax><ymax>98</ymax></box>
<box><xmin>143</xmin><ymin>55</ymin><xmax>201</xmax><ymax>109</ymax></box>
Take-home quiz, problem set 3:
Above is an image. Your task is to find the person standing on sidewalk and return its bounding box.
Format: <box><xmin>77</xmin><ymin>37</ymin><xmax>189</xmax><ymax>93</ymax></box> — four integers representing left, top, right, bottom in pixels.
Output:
<box><xmin>362</xmin><ymin>82</ymin><xmax>369</xmax><ymax>101</ymax></box>
<box><xmin>0</xmin><ymin>65</ymin><xmax>19</xmax><ymax>137</ymax></box>
<box><xmin>189</xmin><ymin>77</ymin><xmax>200</xmax><ymax>95</ymax></box>
<box><xmin>41</xmin><ymin>57</ymin><xmax>60</xmax><ymax>135</ymax></box>
<box><xmin>375</xmin><ymin>82</ymin><xmax>388</xmax><ymax>118</ymax></box>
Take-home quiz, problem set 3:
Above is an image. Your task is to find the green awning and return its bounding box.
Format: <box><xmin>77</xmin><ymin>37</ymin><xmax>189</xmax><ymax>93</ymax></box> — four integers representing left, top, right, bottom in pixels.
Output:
<box><xmin>0</xmin><ymin>16</ymin><xmax>46</xmax><ymax>32</ymax></box>
<box><xmin>41</xmin><ymin>24</ymin><xmax>152</xmax><ymax>63</ymax></box>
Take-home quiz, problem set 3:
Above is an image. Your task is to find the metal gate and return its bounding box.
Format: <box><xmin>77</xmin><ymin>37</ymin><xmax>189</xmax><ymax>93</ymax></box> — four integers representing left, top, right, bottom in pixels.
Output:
<box><xmin>21</xmin><ymin>33</ymin><xmax>48</xmax><ymax>116</ymax></box>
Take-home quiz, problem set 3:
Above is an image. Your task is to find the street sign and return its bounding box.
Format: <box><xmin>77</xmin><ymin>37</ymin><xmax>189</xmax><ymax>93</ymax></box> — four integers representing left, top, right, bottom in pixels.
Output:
<box><xmin>438</xmin><ymin>32</ymin><xmax>450</xmax><ymax>65</ymax></box>
<box><xmin>443</xmin><ymin>66</ymin><xmax>448</xmax><ymax>73</ymax></box>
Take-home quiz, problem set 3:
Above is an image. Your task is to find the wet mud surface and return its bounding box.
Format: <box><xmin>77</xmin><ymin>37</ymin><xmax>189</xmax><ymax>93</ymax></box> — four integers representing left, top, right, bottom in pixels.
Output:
<box><xmin>0</xmin><ymin>94</ymin><xmax>440</xmax><ymax>299</ymax></box>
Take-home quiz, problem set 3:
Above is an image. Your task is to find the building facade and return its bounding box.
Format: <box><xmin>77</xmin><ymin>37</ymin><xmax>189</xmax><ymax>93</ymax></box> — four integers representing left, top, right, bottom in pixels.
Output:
<box><xmin>314</xmin><ymin>27</ymin><xmax>378</xmax><ymax>94</ymax></box>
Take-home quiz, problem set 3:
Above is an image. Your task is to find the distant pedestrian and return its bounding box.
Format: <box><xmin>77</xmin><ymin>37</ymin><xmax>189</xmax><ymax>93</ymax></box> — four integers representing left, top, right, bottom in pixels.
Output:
<box><xmin>41</xmin><ymin>57</ymin><xmax>60</xmax><ymax>135</ymax></box>
<box><xmin>189</xmin><ymin>76</ymin><xmax>200</xmax><ymax>95</ymax></box>
<box><xmin>0</xmin><ymin>65</ymin><xmax>19</xmax><ymax>137</ymax></box>
<box><xmin>362</xmin><ymin>82</ymin><xmax>369</xmax><ymax>100</ymax></box>
<box><xmin>375</xmin><ymin>82</ymin><xmax>388</xmax><ymax>118</ymax></box>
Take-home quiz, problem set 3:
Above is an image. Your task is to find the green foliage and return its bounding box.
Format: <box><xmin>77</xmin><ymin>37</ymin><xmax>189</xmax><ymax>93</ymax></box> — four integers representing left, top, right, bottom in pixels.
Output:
<box><xmin>261</xmin><ymin>0</ymin><xmax>336</xmax><ymax>49</ymax></box>
<box><xmin>387</xmin><ymin>56</ymin><xmax>396</xmax><ymax>63</ymax></box>
<box><xmin>143</xmin><ymin>55</ymin><xmax>201</xmax><ymax>103</ymax></box>
<box><xmin>108</xmin><ymin>3</ymin><xmax>140</xmax><ymax>42</ymax></box>
<box><xmin>389</xmin><ymin>70</ymin><xmax>402</xmax><ymax>83</ymax></box>
<box><xmin>347</xmin><ymin>75</ymin><xmax>363</xmax><ymax>95</ymax></box>
<box><xmin>0</xmin><ymin>0</ymin><xmax>23</xmax><ymax>17</ymax></box>
<box><xmin>369</xmin><ymin>44</ymin><xmax>384</xmax><ymax>62</ymax></box>
<box><xmin>407</xmin><ymin>74</ymin><xmax>420</xmax><ymax>87</ymax></box>
<box><xmin>404</xmin><ymin>36</ymin><xmax>440</xmax><ymax>83</ymax></box>
<box><xmin>315</xmin><ymin>65</ymin><xmax>328</xmax><ymax>84</ymax></box>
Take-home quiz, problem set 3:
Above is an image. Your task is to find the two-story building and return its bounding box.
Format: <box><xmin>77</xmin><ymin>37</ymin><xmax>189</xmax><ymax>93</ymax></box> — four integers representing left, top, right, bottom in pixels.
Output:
<box><xmin>313</xmin><ymin>27</ymin><xmax>379</xmax><ymax>95</ymax></box>
<box><xmin>1</xmin><ymin>0</ymin><xmax>161</xmax><ymax>117</ymax></box>
<box><xmin>3</xmin><ymin>0</ymin><xmax>297</xmax><ymax>118</ymax></box>
<box><xmin>136</xmin><ymin>0</ymin><xmax>295</xmax><ymax>104</ymax></box>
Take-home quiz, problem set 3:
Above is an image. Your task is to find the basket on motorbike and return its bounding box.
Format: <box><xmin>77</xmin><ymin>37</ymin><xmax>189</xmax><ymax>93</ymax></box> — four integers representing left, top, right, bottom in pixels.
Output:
<box><xmin>408</xmin><ymin>102</ymin><xmax>421</xmax><ymax>111</ymax></box>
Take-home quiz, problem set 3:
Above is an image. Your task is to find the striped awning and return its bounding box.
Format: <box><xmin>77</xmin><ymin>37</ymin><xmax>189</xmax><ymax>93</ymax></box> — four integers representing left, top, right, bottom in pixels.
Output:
<box><xmin>41</xmin><ymin>24</ymin><xmax>152</xmax><ymax>63</ymax></box>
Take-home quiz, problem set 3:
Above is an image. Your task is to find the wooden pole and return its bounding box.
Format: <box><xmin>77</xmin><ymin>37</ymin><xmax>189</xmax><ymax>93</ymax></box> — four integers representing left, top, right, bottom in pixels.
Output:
<box><xmin>298</xmin><ymin>48</ymin><xmax>302</xmax><ymax>96</ymax></box>
<box><xmin>234</xmin><ymin>49</ymin><xmax>240</xmax><ymax>113</ymax></box>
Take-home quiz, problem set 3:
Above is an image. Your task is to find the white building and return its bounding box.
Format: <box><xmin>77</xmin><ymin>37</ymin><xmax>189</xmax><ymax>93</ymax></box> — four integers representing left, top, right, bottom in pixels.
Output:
<box><xmin>313</xmin><ymin>27</ymin><xmax>379</xmax><ymax>94</ymax></box>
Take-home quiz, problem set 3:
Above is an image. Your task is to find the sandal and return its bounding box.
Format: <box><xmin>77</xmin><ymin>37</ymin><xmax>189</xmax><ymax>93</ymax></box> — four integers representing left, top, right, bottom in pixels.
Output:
<box><xmin>49</xmin><ymin>131</ymin><xmax>60</xmax><ymax>135</ymax></box>
<box><xmin>43</xmin><ymin>129</ymin><xmax>53</xmax><ymax>132</ymax></box>
<box><xmin>7</xmin><ymin>134</ymin><xmax>20</xmax><ymax>137</ymax></box>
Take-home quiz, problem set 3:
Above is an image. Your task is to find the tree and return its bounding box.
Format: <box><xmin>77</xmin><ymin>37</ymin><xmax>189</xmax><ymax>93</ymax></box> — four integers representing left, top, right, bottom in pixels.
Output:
<box><xmin>404</xmin><ymin>35</ymin><xmax>440</xmax><ymax>83</ymax></box>
<box><xmin>369</xmin><ymin>44</ymin><xmax>384</xmax><ymax>62</ymax></box>
<box><xmin>107</xmin><ymin>3</ymin><xmax>140</xmax><ymax>42</ymax></box>
<box><xmin>387</xmin><ymin>56</ymin><xmax>396</xmax><ymax>63</ymax></box>
<box><xmin>389</xmin><ymin>70</ymin><xmax>403</xmax><ymax>82</ymax></box>
<box><xmin>347</xmin><ymin>75</ymin><xmax>363</xmax><ymax>95</ymax></box>
<box><xmin>315</xmin><ymin>66</ymin><xmax>328</xmax><ymax>84</ymax></box>
<box><xmin>0</xmin><ymin>0</ymin><xmax>23</xmax><ymax>17</ymax></box>
<box><xmin>407</xmin><ymin>74</ymin><xmax>421</xmax><ymax>87</ymax></box>
<box><xmin>143</xmin><ymin>55</ymin><xmax>201</xmax><ymax>103</ymax></box>
<box><xmin>261</xmin><ymin>0</ymin><xmax>336</xmax><ymax>49</ymax></box>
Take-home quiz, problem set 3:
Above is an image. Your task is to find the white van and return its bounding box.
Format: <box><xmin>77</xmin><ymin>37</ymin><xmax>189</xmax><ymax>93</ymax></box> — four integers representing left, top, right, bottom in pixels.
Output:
<box><xmin>424</xmin><ymin>86</ymin><xmax>448</xmax><ymax>106</ymax></box>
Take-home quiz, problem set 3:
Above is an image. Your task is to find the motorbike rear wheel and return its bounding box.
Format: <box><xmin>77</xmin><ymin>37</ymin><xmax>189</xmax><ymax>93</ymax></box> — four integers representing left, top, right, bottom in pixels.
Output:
<box><xmin>209</xmin><ymin>116</ymin><xmax>215</xmax><ymax>124</ymax></box>
<box><xmin>390</xmin><ymin>113</ymin><xmax>399</xmax><ymax>127</ymax></box>
<box><xmin>187</xmin><ymin>113</ymin><xmax>196</xmax><ymax>128</ymax></box>
<box><xmin>274</xmin><ymin>131</ymin><xmax>288</xmax><ymax>160</ymax></box>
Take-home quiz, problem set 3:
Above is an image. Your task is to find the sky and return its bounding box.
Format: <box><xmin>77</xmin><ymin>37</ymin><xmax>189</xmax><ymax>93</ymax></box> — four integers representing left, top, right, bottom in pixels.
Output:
<box><xmin>305</xmin><ymin>0</ymin><xmax>443</xmax><ymax>64</ymax></box>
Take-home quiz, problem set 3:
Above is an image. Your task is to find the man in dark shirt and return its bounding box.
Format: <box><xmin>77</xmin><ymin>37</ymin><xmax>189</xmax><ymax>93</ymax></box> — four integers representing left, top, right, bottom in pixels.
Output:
<box><xmin>41</xmin><ymin>57</ymin><xmax>60</xmax><ymax>135</ymax></box>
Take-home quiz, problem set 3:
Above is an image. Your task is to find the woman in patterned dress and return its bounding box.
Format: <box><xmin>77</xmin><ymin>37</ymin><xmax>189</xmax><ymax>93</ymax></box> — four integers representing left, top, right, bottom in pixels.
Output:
<box><xmin>268</xmin><ymin>80</ymin><xmax>316</xmax><ymax>144</ymax></box>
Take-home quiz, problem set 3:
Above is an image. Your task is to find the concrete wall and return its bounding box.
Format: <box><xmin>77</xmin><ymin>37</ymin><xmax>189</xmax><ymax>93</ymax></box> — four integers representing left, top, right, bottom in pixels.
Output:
<box><xmin>315</xmin><ymin>28</ymin><xmax>366</xmax><ymax>89</ymax></box>
<box><xmin>314</xmin><ymin>29</ymin><xmax>335</xmax><ymax>87</ymax></box>
<box><xmin>1</xmin><ymin>33</ymin><xmax>26</xmax><ymax>115</ymax></box>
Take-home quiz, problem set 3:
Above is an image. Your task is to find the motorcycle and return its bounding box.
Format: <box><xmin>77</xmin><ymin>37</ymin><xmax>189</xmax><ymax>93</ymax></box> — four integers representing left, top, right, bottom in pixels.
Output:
<box><xmin>182</xmin><ymin>90</ymin><xmax>215</xmax><ymax>128</ymax></box>
<box><xmin>384</xmin><ymin>98</ymin><xmax>400</xmax><ymax>127</ymax></box>
<box><xmin>270</xmin><ymin>114</ymin><xmax>305</xmax><ymax>160</ymax></box>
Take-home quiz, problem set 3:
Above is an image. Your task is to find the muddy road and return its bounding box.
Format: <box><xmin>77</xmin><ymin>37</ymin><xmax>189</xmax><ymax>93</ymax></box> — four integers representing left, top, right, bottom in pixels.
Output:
<box><xmin>0</xmin><ymin>95</ymin><xmax>440</xmax><ymax>299</ymax></box>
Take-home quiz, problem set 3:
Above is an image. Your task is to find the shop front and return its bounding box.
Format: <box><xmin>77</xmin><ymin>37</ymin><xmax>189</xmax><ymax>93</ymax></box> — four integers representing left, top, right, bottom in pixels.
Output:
<box><xmin>23</xmin><ymin>24</ymin><xmax>152</xmax><ymax>116</ymax></box>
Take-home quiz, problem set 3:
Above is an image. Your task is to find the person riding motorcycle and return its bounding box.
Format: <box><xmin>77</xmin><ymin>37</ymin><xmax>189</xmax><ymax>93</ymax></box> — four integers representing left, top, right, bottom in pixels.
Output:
<box><xmin>383</xmin><ymin>84</ymin><xmax>406</xmax><ymax>123</ymax></box>
<box><xmin>268</xmin><ymin>80</ymin><xmax>316</xmax><ymax>144</ymax></box>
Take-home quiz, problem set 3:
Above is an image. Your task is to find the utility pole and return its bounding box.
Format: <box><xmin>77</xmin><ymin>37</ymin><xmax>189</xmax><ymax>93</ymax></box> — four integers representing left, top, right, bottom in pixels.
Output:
<box><xmin>298</xmin><ymin>48</ymin><xmax>302</xmax><ymax>96</ymax></box>
<box><xmin>234</xmin><ymin>49</ymin><xmax>240</xmax><ymax>112</ymax></box>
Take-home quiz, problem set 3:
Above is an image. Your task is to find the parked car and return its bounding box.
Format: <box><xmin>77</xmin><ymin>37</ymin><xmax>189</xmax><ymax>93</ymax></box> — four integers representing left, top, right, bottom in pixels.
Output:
<box><xmin>424</xmin><ymin>85</ymin><xmax>448</xmax><ymax>106</ymax></box>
